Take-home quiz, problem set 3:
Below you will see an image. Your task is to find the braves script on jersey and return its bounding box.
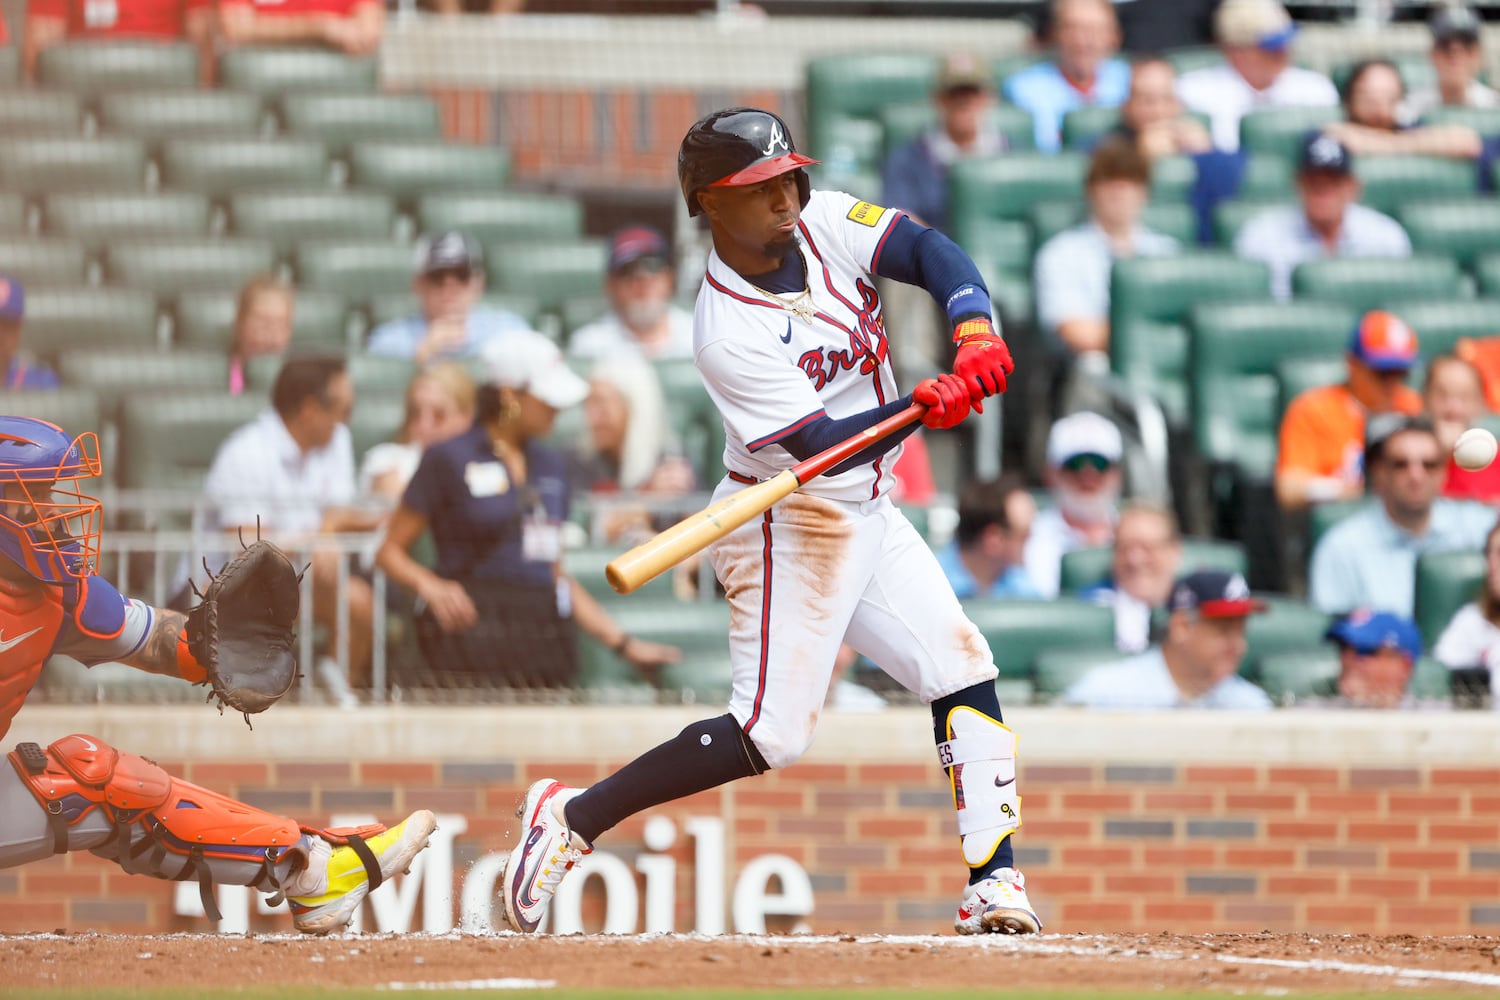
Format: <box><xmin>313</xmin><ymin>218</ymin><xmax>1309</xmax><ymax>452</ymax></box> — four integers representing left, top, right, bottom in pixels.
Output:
<box><xmin>694</xmin><ymin>190</ymin><xmax>904</xmax><ymax>501</ymax></box>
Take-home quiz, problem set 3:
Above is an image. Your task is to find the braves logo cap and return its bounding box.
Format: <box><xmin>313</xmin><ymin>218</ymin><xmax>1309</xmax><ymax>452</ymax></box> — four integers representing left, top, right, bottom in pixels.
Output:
<box><xmin>1169</xmin><ymin>570</ymin><xmax>1267</xmax><ymax>618</ymax></box>
<box><xmin>1348</xmin><ymin>310</ymin><xmax>1419</xmax><ymax>371</ymax></box>
<box><xmin>1326</xmin><ymin>609</ymin><xmax>1422</xmax><ymax>660</ymax></box>
<box><xmin>0</xmin><ymin>274</ymin><xmax>24</xmax><ymax>321</ymax></box>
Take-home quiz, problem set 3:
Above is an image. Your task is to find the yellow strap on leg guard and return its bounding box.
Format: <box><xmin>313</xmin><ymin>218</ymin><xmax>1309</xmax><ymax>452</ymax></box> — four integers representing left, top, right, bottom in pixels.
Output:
<box><xmin>937</xmin><ymin>706</ymin><xmax>1020</xmax><ymax>867</ymax></box>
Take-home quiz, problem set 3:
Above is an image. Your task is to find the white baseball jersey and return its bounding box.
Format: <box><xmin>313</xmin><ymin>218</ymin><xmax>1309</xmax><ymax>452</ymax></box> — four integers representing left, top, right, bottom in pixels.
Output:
<box><xmin>693</xmin><ymin>189</ymin><xmax>906</xmax><ymax>502</ymax></box>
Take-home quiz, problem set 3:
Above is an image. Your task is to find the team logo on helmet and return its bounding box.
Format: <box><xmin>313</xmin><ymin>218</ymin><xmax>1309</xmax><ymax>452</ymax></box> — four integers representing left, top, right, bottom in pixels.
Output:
<box><xmin>761</xmin><ymin>122</ymin><xmax>789</xmax><ymax>158</ymax></box>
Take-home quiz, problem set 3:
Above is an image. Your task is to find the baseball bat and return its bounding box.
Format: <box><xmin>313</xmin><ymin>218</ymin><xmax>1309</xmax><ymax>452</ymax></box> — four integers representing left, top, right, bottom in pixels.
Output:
<box><xmin>606</xmin><ymin>401</ymin><xmax>925</xmax><ymax>595</ymax></box>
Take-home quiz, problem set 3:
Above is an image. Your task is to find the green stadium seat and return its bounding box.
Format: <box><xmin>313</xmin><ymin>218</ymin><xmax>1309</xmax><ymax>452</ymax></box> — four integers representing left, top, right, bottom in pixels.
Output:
<box><xmin>0</xmin><ymin>90</ymin><xmax>83</xmax><ymax>134</ymax></box>
<box><xmin>1212</xmin><ymin>198</ymin><xmax>1294</xmax><ymax>247</ymax></box>
<box><xmin>159</xmin><ymin>138</ymin><xmax>331</xmax><ymax>195</ymax></box>
<box><xmin>117</xmin><ymin>390</ymin><xmax>263</xmax><ymax>491</ymax></box>
<box><xmin>280</xmin><ymin>93</ymin><xmax>442</xmax><ymax>154</ymax></box>
<box><xmin>1475</xmin><ymin>252</ymin><xmax>1500</xmax><ymax>297</ymax></box>
<box><xmin>37</xmin><ymin>41</ymin><xmax>198</xmax><ymax>95</ymax></box>
<box><xmin>806</xmin><ymin>53</ymin><xmax>937</xmax><ymax>162</ymax></box>
<box><xmin>961</xmin><ymin>598</ymin><xmax>1115</xmax><ymax>681</ymax></box>
<box><xmin>1384</xmin><ymin>299</ymin><xmax>1500</xmax><ymax>357</ymax></box>
<box><xmin>0</xmin><ymin>389</ymin><xmax>101</xmax><ymax>443</ymax></box>
<box><xmin>1166</xmin><ymin>47</ymin><xmax>1223</xmax><ymax>75</ymax></box>
<box><xmin>1058</xmin><ymin>537</ymin><xmax>1249</xmax><ymax>594</ymax></box>
<box><xmin>1255</xmin><ymin>648</ymin><xmax>1338</xmax><ymax>703</ymax></box>
<box><xmin>807</xmin><ymin>165</ymin><xmax>883</xmax><ymax>204</ymax></box>
<box><xmin>347</xmin><ymin>141</ymin><xmax>511</xmax><ymax>203</ymax></box>
<box><xmin>242</xmin><ymin>352</ymin><xmax>415</xmax><ymax>396</ymax></box>
<box><xmin>366</xmin><ymin>292</ymin><xmax>544</xmax><ymax>330</ymax></box>
<box><xmin>228</xmin><ymin>190</ymin><xmax>396</xmax><ymax>253</ymax></box>
<box><xmin>96</xmin><ymin>90</ymin><xmax>266</xmax><ymax>143</ymax></box>
<box><xmin>1309</xmin><ymin>501</ymin><xmax>1375</xmax><ymax>547</ymax></box>
<box><xmin>60</xmin><ymin>349</ymin><xmax>231</xmax><ymax>423</ymax></box>
<box><xmin>1030</xmin><ymin>200</ymin><xmax>1195</xmax><ymax>247</ymax></box>
<box><xmin>557</xmin><ymin>295</ymin><xmax>609</xmax><ymax>339</ymax></box>
<box><xmin>174</xmin><ymin>288</ymin><xmax>351</xmax><ymax>351</ymax></box>
<box><xmin>1109</xmin><ymin>254</ymin><xmax>1272</xmax><ymax>424</ymax></box>
<box><xmin>1276</xmin><ymin>355</ymin><xmax>1349</xmax><ymax>418</ymax></box>
<box><xmin>42</xmin><ymin>192</ymin><xmax>212</xmax><ymax>252</ymax></box>
<box><xmin>1060</xmin><ymin>106</ymin><xmax>1120</xmax><ymax>150</ymax></box>
<box><xmin>1189</xmin><ymin>300</ymin><xmax>1358</xmax><ymax>479</ymax></box>
<box><xmin>1291</xmin><ymin>255</ymin><xmax>1463</xmax><ymax>311</ymax></box>
<box><xmin>348</xmin><ymin>390</ymin><xmax>405</xmax><ymax>457</ymax></box>
<box><xmin>1414</xmin><ymin>549</ymin><xmax>1486</xmax><ymax>649</ymax></box>
<box><xmin>579</xmin><ymin>599</ymin><xmax>730</xmax><ymax>694</ymax></box>
<box><xmin>485</xmin><ymin>238</ymin><xmax>609</xmax><ymax>311</ymax></box>
<box><xmin>218</xmin><ymin>47</ymin><xmax>377</xmax><ymax>97</ymax></box>
<box><xmin>21</xmin><ymin>288</ymin><xmax>160</xmax><ymax>360</ymax></box>
<box><xmin>0</xmin><ymin>238</ymin><xmax>88</xmax><ymax>287</ymax></box>
<box><xmin>1032</xmin><ymin>646</ymin><xmax>1128</xmax><ymax>699</ymax></box>
<box><xmin>654</xmin><ymin>357</ymin><xmax>724</xmax><ymax>485</ymax></box>
<box><xmin>563</xmin><ymin>546</ymin><xmax>677</xmax><ymax>602</ymax></box>
<box><xmin>416</xmin><ymin>192</ymin><xmax>584</xmax><ymax>243</ymax></box>
<box><xmin>0</xmin><ymin>193</ymin><xmax>26</xmax><ymax>232</ymax></box>
<box><xmin>0</xmin><ymin>137</ymin><xmax>147</xmax><ymax>195</ymax></box>
<box><xmin>1149</xmin><ymin>155</ymin><xmax>1196</xmax><ymax>203</ymax></box>
<box><xmin>1237</xmin><ymin>154</ymin><xmax>1294</xmax><ymax>200</ymax></box>
<box><xmin>950</xmin><ymin>155</ymin><xmax>1087</xmax><ymax>248</ymax></box>
<box><xmin>295</xmin><ymin>240</ymin><xmax>414</xmax><ymax>301</ymax></box>
<box><xmin>878</xmin><ymin>101</ymin><xmax>1036</xmax><ymax>157</ymax></box>
<box><xmin>1419</xmin><ymin>105</ymin><xmax>1500</xmax><ymax>135</ymax></box>
<box><xmin>817</xmin><ymin>117</ymin><xmax>884</xmax><ymax>175</ymax></box>
<box><xmin>1396</xmin><ymin>199</ymin><xmax>1500</xmax><ymax>268</ymax></box>
<box><xmin>964</xmin><ymin>219</ymin><xmax>1032</xmax><ymax>276</ymax></box>
<box><xmin>1244</xmin><ymin>596</ymin><xmax>1333</xmax><ymax>679</ymax></box>
<box><xmin>103</xmin><ymin>238</ymin><xmax>277</xmax><ymax>294</ymax></box>
<box><xmin>1238</xmin><ymin>107</ymin><xmax>1341</xmax><ymax>162</ymax></box>
<box><xmin>1356</xmin><ymin>156</ymin><xmax>1477</xmax><ymax>215</ymax></box>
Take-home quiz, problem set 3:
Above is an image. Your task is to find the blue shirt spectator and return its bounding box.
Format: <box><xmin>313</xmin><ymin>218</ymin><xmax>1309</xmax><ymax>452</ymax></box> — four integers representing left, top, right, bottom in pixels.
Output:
<box><xmin>938</xmin><ymin>474</ymin><xmax>1041</xmax><ymax>600</ymax></box>
<box><xmin>0</xmin><ymin>275</ymin><xmax>58</xmax><ymax>390</ymax></box>
<box><xmin>1063</xmin><ymin>647</ymin><xmax>1274</xmax><ymax>709</ymax></box>
<box><xmin>1003</xmin><ymin>0</ymin><xmax>1130</xmax><ymax>152</ymax></box>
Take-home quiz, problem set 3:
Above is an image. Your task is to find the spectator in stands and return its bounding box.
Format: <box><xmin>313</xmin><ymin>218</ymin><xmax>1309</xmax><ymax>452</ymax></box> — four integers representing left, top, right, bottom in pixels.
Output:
<box><xmin>574</xmin><ymin>358</ymin><xmax>695</xmax><ymax>546</ymax></box>
<box><xmin>1275</xmin><ymin>310</ymin><xmax>1423</xmax><ymax>511</ymax></box>
<box><xmin>880</xmin><ymin>50</ymin><xmax>1005</xmax><ymax>234</ymax></box>
<box><xmin>218</xmin><ymin>0</ymin><xmax>383</xmax><ymax>56</ymax></box>
<box><xmin>1310</xmin><ymin>414</ymin><xmax>1495</xmax><ymax>616</ymax></box>
<box><xmin>1403</xmin><ymin>5</ymin><xmax>1499</xmax><ymax>120</ymax></box>
<box><xmin>935</xmin><ymin>474</ymin><xmax>1040</xmax><ymax>600</ymax></box>
<box><xmin>1318</xmin><ymin>609</ymin><xmax>1427</xmax><ymax>709</ymax></box>
<box><xmin>1003</xmin><ymin>0</ymin><xmax>1130</xmax><ymax>153</ymax></box>
<box><xmin>1033</xmin><ymin>139</ymin><xmax>1178</xmax><ymax>364</ymax></box>
<box><xmin>359</xmin><ymin>362</ymin><xmax>476</xmax><ymax>504</ymax></box>
<box><xmin>1433</xmin><ymin>519</ymin><xmax>1500</xmax><ymax>706</ymax></box>
<box><xmin>0</xmin><ymin>277</ymin><xmax>59</xmax><ymax>391</ymax></box>
<box><xmin>1025</xmin><ymin>410</ymin><xmax>1124</xmax><ymax>599</ymax></box>
<box><xmin>375</xmin><ymin>336</ymin><xmax>679</xmax><ymax>689</ymax></box>
<box><xmin>1322</xmin><ymin>58</ymin><xmax>1483</xmax><ymax>160</ymax></box>
<box><xmin>366</xmin><ymin>232</ymin><xmax>533</xmax><ymax>364</ymax></box>
<box><xmin>567</xmin><ymin>227</ymin><xmax>694</xmax><ymax>363</ymax></box>
<box><xmin>228</xmin><ymin>274</ymin><xmax>294</xmax><ymax>397</ymax></box>
<box><xmin>202</xmin><ymin>354</ymin><xmax>379</xmax><ymax>706</ymax></box>
<box><xmin>22</xmin><ymin>0</ymin><xmax>213</xmax><ymax>80</ymax></box>
<box><xmin>1425</xmin><ymin>354</ymin><xmax>1500</xmax><ymax>503</ymax></box>
<box><xmin>1235</xmin><ymin>132</ymin><xmax>1411</xmax><ymax>302</ymax></box>
<box><xmin>1175</xmin><ymin>0</ymin><xmax>1338</xmax><ymax>152</ymax></box>
<box><xmin>1063</xmin><ymin>569</ymin><xmax>1273</xmax><ymax>709</ymax></box>
<box><xmin>1112</xmin><ymin>55</ymin><xmax>1213</xmax><ymax>160</ymax></box>
<box><xmin>1080</xmin><ymin>500</ymin><xmax>1183</xmax><ymax>653</ymax></box>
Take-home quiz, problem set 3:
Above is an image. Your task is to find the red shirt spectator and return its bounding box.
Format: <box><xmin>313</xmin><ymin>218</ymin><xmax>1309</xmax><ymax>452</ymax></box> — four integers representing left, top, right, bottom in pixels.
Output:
<box><xmin>22</xmin><ymin>0</ymin><xmax>212</xmax><ymax>80</ymax></box>
<box><xmin>218</xmin><ymin>0</ymin><xmax>384</xmax><ymax>56</ymax></box>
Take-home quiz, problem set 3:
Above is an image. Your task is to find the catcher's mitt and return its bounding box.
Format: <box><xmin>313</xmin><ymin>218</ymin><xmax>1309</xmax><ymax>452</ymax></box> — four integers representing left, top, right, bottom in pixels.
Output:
<box><xmin>185</xmin><ymin>539</ymin><xmax>300</xmax><ymax>719</ymax></box>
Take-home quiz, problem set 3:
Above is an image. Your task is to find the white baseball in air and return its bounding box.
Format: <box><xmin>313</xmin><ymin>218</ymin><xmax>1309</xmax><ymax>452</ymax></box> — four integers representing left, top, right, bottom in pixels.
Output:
<box><xmin>1454</xmin><ymin>427</ymin><xmax>1499</xmax><ymax>472</ymax></box>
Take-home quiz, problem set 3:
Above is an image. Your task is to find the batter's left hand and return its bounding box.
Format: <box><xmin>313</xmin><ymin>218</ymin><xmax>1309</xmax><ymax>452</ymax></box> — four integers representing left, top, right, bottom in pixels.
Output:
<box><xmin>913</xmin><ymin>374</ymin><xmax>972</xmax><ymax>430</ymax></box>
<box><xmin>952</xmin><ymin>317</ymin><xmax>1014</xmax><ymax>401</ymax></box>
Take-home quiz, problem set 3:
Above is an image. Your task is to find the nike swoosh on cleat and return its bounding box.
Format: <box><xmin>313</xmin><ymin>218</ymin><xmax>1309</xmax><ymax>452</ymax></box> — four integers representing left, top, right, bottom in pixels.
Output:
<box><xmin>780</xmin><ymin>321</ymin><xmax>792</xmax><ymax>344</ymax></box>
<box><xmin>994</xmin><ymin>776</ymin><xmax>1015</xmax><ymax>788</ymax></box>
<box><xmin>514</xmin><ymin>826</ymin><xmax>547</xmax><ymax>909</ymax></box>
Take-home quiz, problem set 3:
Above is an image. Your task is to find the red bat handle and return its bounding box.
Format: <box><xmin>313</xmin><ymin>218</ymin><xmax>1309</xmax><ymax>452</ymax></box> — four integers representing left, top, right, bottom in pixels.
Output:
<box><xmin>787</xmin><ymin>402</ymin><xmax>926</xmax><ymax>486</ymax></box>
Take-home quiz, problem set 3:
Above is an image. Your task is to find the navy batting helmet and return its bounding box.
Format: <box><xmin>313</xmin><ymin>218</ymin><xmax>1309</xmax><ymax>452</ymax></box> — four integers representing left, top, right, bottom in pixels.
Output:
<box><xmin>0</xmin><ymin>415</ymin><xmax>102</xmax><ymax>582</ymax></box>
<box><xmin>677</xmin><ymin>107</ymin><xmax>819</xmax><ymax>218</ymax></box>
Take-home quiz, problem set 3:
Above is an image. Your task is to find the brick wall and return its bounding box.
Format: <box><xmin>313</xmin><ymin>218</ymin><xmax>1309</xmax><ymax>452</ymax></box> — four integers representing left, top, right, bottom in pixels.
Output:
<box><xmin>3</xmin><ymin>707</ymin><xmax>1498</xmax><ymax>935</ymax></box>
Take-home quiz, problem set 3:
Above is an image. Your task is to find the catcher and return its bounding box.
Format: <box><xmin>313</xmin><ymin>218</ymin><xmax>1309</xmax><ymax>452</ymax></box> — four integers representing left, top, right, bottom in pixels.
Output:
<box><xmin>0</xmin><ymin>416</ymin><xmax>434</xmax><ymax>933</ymax></box>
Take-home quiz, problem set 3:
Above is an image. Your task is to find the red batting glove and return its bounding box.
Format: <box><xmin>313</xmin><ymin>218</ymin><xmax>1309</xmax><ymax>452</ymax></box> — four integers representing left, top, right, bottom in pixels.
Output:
<box><xmin>952</xmin><ymin>316</ymin><xmax>1015</xmax><ymax>402</ymax></box>
<box><xmin>913</xmin><ymin>373</ymin><xmax>973</xmax><ymax>430</ymax></box>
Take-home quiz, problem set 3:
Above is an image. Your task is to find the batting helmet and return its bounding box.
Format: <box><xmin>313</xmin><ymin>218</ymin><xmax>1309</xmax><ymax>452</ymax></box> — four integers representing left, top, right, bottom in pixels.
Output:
<box><xmin>677</xmin><ymin>107</ymin><xmax>819</xmax><ymax>218</ymax></box>
<box><xmin>0</xmin><ymin>416</ymin><xmax>102</xmax><ymax>583</ymax></box>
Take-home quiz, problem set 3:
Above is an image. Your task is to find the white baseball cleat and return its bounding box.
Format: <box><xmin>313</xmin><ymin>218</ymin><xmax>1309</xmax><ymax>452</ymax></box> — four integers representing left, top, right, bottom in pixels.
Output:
<box><xmin>497</xmin><ymin>779</ymin><xmax>590</xmax><ymax>933</ymax></box>
<box><xmin>954</xmin><ymin>868</ymin><xmax>1042</xmax><ymax>935</ymax></box>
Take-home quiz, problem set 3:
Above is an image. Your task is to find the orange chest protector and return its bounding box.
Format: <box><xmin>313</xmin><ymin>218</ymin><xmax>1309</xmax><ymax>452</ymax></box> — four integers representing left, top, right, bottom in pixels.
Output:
<box><xmin>0</xmin><ymin>579</ymin><xmax>63</xmax><ymax>740</ymax></box>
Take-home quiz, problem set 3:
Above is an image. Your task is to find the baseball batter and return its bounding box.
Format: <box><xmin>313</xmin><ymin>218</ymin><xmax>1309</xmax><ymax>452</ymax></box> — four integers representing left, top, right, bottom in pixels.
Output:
<box><xmin>500</xmin><ymin>108</ymin><xmax>1040</xmax><ymax>936</ymax></box>
<box><xmin>0</xmin><ymin>416</ymin><xmax>434</xmax><ymax>932</ymax></box>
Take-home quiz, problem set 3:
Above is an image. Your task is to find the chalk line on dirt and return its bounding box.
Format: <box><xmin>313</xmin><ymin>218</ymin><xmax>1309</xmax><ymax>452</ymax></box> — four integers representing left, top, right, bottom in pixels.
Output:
<box><xmin>380</xmin><ymin>979</ymin><xmax>556</xmax><ymax>991</ymax></box>
<box><xmin>1216</xmin><ymin>955</ymin><xmax>1500</xmax><ymax>989</ymax></box>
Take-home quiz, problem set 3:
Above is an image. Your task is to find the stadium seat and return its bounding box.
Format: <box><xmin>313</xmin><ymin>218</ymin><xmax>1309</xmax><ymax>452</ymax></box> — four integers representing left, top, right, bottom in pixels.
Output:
<box><xmin>1244</xmin><ymin>596</ymin><xmax>1333</xmax><ymax>679</ymax></box>
<box><xmin>1414</xmin><ymin>549</ymin><xmax>1485</xmax><ymax>649</ymax></box>
<box><xmin>280</xmin><ymin>93</ymin><xmax>443</xmax><ymax>154</ymax></box>
<box><xmin>654</xmin><ymin>357</ymin><xmax>724</xmax><ymax>485</ymax></box>
<box><xmin>564</xmin><ymin>546</ymin><xmax>677</xmax><ymax>602</ymax></box>
<box><xmin>0</xmin><ymin>193</ymin><xmax>26</xmax><ymax>233</ymax></box>
<box><xmin>1149</xmin><ymin>155</ymin><xmax>1196</xmax><ymax>203</ymax></box>
<box><xmin>366</xmin><ymin>292</ymin><xmax>544</xmax><ymax>330</ymax></box>
<box><xmin>580</xmin><ymin>599</ymin><xmax>731</xmax><ymax>693</ymax></box>
<box><xmin>246</xmin><ymin>352</ymin><xmax>414</xmax><ymax>398</ymax></box>
<box><xmin>1237</xmin><ymin>154</ymin><xmax>1294</xmax><ymax>200</ymax></box>
<box><xmin>1254</xmin><ymin>649</ymin><xmax>1338</xmax><ymax>703</ymax></box>
<box><xmin>1276</xmin><ymin>355</ymin><xmax>1348</xmax><ymax>417</ymax></box>
<box><xmin>42</xmin><ymin>192</ymin><xmax>212</xmax><ymax>252</ymax></box>
<box><xmin>1355</xmin><ymin>156</ymin><xmax>1477</xmax><ymax>215</ymax></box>
<box><xmin>96</xmin><ymin>90</ymin><xmax>267</xmax><ymax>143</ymax></box>
<box><xmin>218</xmin><ymin>47</ymin><xmax>377</xmax><ymax>97</ymax></box>
<box><xmin>228</xmin><ymin>190</ymin><xmax>396</xmax><ymax>253</ymax></box>
<box><xmin>36</xmin><ymin>41</ymin><xmax>198</xmax><ymax>95</ymax></box>
<box><xmin>1031</xmin><ymin>200</ymin><xmax>1197</xmax><ymax>246</ymax></box>
<box><xmin>961</xmin><ymin>598</ymin><xmax>1114</xmax><ymax>681</ymax></box>
<box><xmin>0</xmin><ymin>237</ymin><xmax>89</xmax><ymax>287</ymax></box>
<box><xmin>1308</xmin><ymin>496</ymin><xmax>1373</xmax><ymax>547</ymax></box>
<box><xmin>0</xmin><ymin>90</ymin><xmax>84</xmax><ymax>135</ymax></box>
<box><xmin>0</xmin><ymin>388</ymin><xmax>101</xmax><ymax>445</ymax></box>
<box><xmin>1031</xmin><ymin>646</ymin><xmax>1128</xmax><ymax>699</ymax></box>
<box><xmin>117</xmin><ymin>390</ymin><xmax>263</xmax><ymax>491</ymax></box>
<box><xmin>1109</xmin><ymin>254</ymin><xmax>1272</xmax><ymax>424</ymax></box>
<box><xmin>1238</xmin><ymin>106</ymin><xmax>1342</xmax><ymax>162</ymax></box>
<box><xmin>175</xmin><ymin>288</ymin><xmax>351</xmax><ymax>351</ymax></box>
<box><xmin>485</xmin><ymin>238</ymin><xmax>609</xmax><ymax>311</ymax></box>
<box><xmin>1420</xmin><ymin>105</ymin><xmax>1500</xmax><ymax>136</ymax></box>
<box><xmin>1290</xmin><ymin>255</ymin><xmax>1463</xmax><ymax>311</ymax></box>
<box><xmin>1396</xmin><ymin>199</ymin><xmax>1500</xmax><ymax>268</ymax></box>
<box><xmin>159</xmin><ymin>138</ymin><xmax>331</xmax><ymax>196</ymax></box>
<box><xmin>948</xmin><ymin>153</ymin><xmax>1088</xmax><ymax>251</ymax></box>
<box><xmin>0</xmin><ymin>137</ymin><xmax>147</xmax><ymax>195</ymax></box>
<box><xmin>1059</xmin><ymin>106</ymin><xmax>1120</xmax><ymax>150</ymax></box>
<box><xmin>1190</xmin><ymin>300</ymin><xmax>1358</xmax><ymax>480</ymax></box>
<box><xmin>805</xmin><ymin>53</ymin><xmax>938</xmax><ymax>163</ymax></box>
<box><xmin>1058</xmin><ymin>537</ymin><xmax>1249</xmax><ymax>594</ymax></box>
<box><xmin>816</xmin><ymin>117</ymin><xmax>884</xmax><ymax>175</ymax></box>
<box><xmin>415</xmin><ymin>192</ymin><xmax>585</xmax><ymax>243</ymax></box>
<box><xmin>962</xmin><ymin>219</ymin><xmax>1032</xmax><ymax>278</ymax></box>
<box><xmin>295</xmin><ymin>240</ymin><xmax>414</xmax><ymax>301</ymax></box>
<box><xmin>1384</xmin><ymin>299</ymin><xmax>1500</xmax><ymax>357</ymax></box>
<box><xmin>557</xmin><ymin>295</ymin><xmax>609</xmax><ymax>339</ymax></box>
<box><xmin>346</xmin><ymin>141</ymin><xmax>512</xmax><ymax>203</ymax></box>
<box><xmin>1211</xmin><ymin>198</ymin><xmax>1295</xmax><ymax>247</ymax></box>
<box><xmin>348</xmin><ymin>390</ymin><xmax>405</xmax><ymax>457</ymax></box>
<box><xmin>103</xmin><ymin>238</ymin><xmax>277</xmax><ymax>294</ymax></box>
<box><xmin>60</xmin><ymin>349</ymin><xmax>231</xmax><ymax>422</ymax></box>
<box><xmin>878</xmin><ymin>101</ymin><xmax>1037</xmax><ymax>156</ymax></box>
<box><xmin>21</xmin><ymin>288</ymin><xmax>161</xmax><ymax>360</ymax></box>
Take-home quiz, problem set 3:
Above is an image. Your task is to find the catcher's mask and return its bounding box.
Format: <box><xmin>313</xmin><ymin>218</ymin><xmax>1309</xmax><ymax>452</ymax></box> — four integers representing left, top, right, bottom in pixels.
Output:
<box><xmin>0</xmin><ymin>416</ymin><xmax>102</xmax><ymax>583</ymax></box>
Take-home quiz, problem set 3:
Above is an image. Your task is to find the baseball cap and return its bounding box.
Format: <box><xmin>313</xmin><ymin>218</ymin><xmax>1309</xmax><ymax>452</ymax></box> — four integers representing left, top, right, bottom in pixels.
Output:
<box><xmin>0</xmin><ymin>274</ymin><xmax>23</xmax><ymax>321</ymax></box>
<box><xmin>1347</xmin><ymin>310</ymin><xmax>1419</xmax><ymax>371</ymax></box>
<box><xmin>416</xmin><ymin>231</ymin><xmax>482</xmax><ymax>277</ymax></box>
<box><xmin>1168</xmin><ymin>570</ymin><xmax>1267</xmax><ymax>618</ymax></box>
<box><xmin>935</xmin><ymin>51</ymin><xmax>990</xmax><ymax>94</ymax></box>
<box><xmin>1431</xmin><ymin>5</ymin><xmax>1482</xmax><ymax>44</ymax></box>
<box><xmin>1326</xmin><ymin>609</ymin><xmax>1423</xmax><ymax>660</ymax></box>
<box><xmin>608</xmin><ymin>226</ymin><xmax>671</xmax><ymax>275</ymax></box>
<box><xmin>1215</xmin><ymin>0</ymin><xmax>1297</xmax><ymax>52</ymax></box>
<box><xmin>1298</xmin><ymin>131</ymin><xmax>1353</xmax><ymax>176</ymax></box>
<box><xmin>1046</xmin><ymin>411</ymin><xmax>1123</xmax><ymax>468</ymax></box>
<box><xmin>480</xmin><ymin>334</ymin><xmax>589</xmax><ymax>410</ymax></box>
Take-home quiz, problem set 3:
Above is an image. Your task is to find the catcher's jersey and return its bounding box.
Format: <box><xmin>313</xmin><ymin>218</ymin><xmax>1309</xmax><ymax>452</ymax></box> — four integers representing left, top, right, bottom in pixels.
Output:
<box><xmin>694</xmin><ymin>190</ymin><xmax>906</xmax><ymax>503</ymax></box>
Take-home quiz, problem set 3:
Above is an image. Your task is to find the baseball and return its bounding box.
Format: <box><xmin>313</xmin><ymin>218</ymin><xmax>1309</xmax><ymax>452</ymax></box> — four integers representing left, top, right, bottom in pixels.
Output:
<box><xmin>1454</xmin><ymin>427</ymin><xmax>1498</xmax><ymax>472</ymax></box>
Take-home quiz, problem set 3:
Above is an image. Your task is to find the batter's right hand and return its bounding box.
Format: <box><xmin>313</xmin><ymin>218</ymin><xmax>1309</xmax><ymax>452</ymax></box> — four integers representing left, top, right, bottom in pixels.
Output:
<box><xmin>913</xmin><ymin>374</ymin><xmax>972</xmax><ymax>430</ymax></box>
<box><xmin>420</xmin><ymin>577</ymin><xmax>478</xmax><ymax>631</ymax></box>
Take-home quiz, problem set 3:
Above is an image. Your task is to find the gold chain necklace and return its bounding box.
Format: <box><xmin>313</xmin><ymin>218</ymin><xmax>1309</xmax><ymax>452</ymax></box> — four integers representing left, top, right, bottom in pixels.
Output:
<box><xmin>749</xmin><ymin>249</ymin><xmax>816</xmax><ymax>323</ymax></box>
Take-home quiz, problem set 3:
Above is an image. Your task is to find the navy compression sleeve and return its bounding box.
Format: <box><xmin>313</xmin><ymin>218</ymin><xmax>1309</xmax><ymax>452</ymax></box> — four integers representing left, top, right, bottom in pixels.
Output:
<box><xmin>872</xmin><ymin>216</ymin><xmax>994</xmax><ymax>325</ymax></box>
<box><xmin>778</xmin><ymin>395</ymin><xmax>919</xmax><ymax>476</ymax></box>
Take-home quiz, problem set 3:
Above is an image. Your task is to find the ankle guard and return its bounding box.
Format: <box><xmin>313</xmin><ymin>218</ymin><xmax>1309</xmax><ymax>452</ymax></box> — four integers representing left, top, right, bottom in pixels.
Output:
<box><xmin>936</xmin><ymin>707</ymin><xmax>1021</xmax><ymax>868</ymax></box>
<box><xmin>8</xmin><ymin>734</ymin><xmax>306</xmax><ymax>920</ymax></box>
